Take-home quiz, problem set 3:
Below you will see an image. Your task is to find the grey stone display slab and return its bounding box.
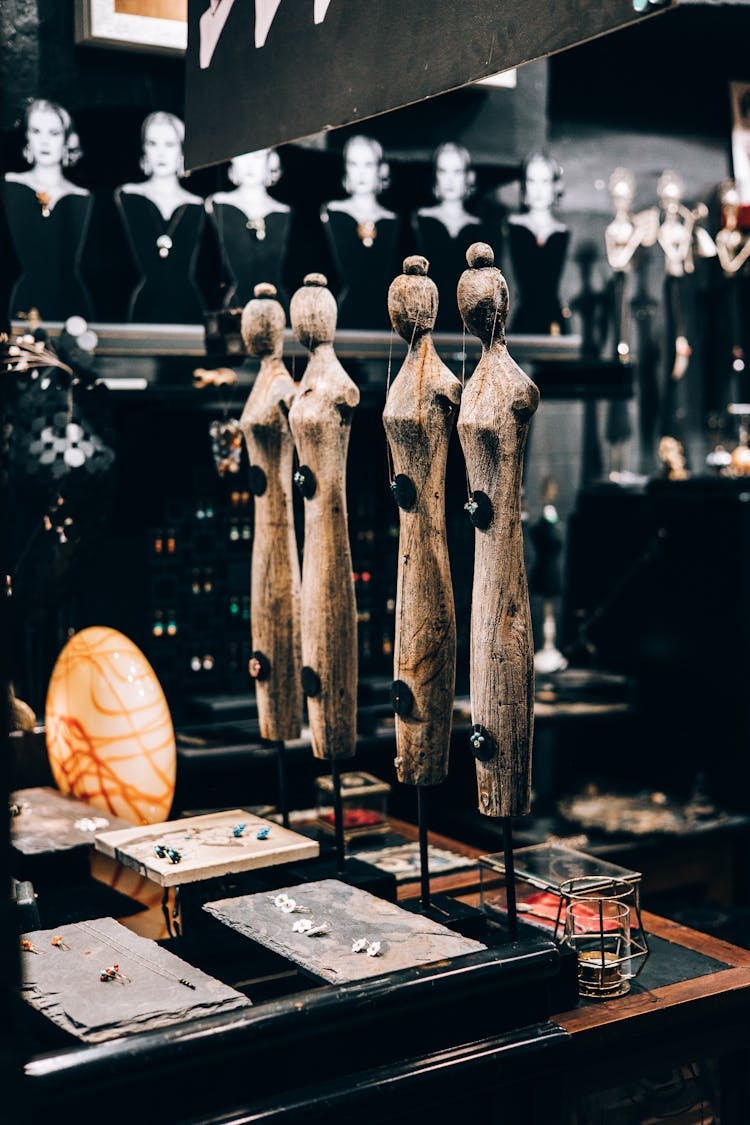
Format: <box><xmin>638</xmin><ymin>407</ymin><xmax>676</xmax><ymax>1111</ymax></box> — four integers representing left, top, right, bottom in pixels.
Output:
<box><xmin>204</xmin><ymin>878</ymin><xmax>486</xmax><ymax>984</ymax></box>
<box><xmin>20</xmin><ymin>917</ymin><xmax>250</xmax><ymax>1043</ymax></box>
<box><xmin>11</xmin><ymin>787</ymin><xmax>131</xmax><ymax>856</ymax></box>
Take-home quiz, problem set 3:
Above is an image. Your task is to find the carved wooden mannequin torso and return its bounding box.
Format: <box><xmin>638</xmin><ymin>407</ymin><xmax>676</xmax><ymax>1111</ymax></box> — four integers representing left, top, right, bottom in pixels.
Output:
<box><xmin>457</xmin><ymin>242</ymin><xmax>539</xmax><ymax>817</ymax></box>
<box><xmin>382</xmin><ymin>256</ymin><xmax>461</xmax><ymax>785</ymax></box>
<box><xmin>240</xmin><ymin>282</ymin><xmax>302</xmax><ymax>741</ymax></box>
<box><xmin>287</xmin><ymin>273</ymin><xmax>360</xmax><ymax>759</ymax></box>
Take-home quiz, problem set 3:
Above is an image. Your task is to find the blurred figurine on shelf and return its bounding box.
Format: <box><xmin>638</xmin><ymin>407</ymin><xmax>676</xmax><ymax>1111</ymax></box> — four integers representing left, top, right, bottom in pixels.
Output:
<box><xmin>321</xmin><ymin>135</ymin><xmax>400</xmax><ymax>329</ymax></box>
<box><xmin>716</xmin><ymin>180</ymin><xmax>750</xmax><ymax>276</ymax></box>
<box><xmin>569</xmin><ymin>244</ymin><xmax>608</xmax><ymax>484</ymax></box>
<box><xmin>632</xmin><ymin>252</ymin><xmax>661</xmax><ymax>476</ymax></box>
<box><xmin>507</xmin><ymin>151</ymin><xmax>570</xmax><ymax>335</ymax></box>
<box><xmin>206</xmin><ymin>148</ymin><xmax>291</xmax><ymax>309</ymax></box>
<box><xmin>529</xmin><ymin>479</ymin><xmax>568</xmax><ymax>675</ymax></box>
<box><xmin>412</xmin><ymin>143</ymin><xmax>488</xmax><ymax>332</ymax></box>
<box><xmin>657</xmin><ymin>436</ymin><xmax>689</xmax><ymax>481</ymax></box>
<box><xmin>115</xmin><ymin>112</ymin><xmax>205</xmax><ymax>324</ymax></box>
<box><xmin>727</xmin><ymin>403</ymin><xmax>750</xmax><ymax>477</ymax></box>
<box><xmin>3</xmin><ymin>99</ymin><xmax>93</xmax><ymax>322</ymax></box>
<box><xmin>604</xmin><ymin>167</ymin><xmax>658</xmax><ymax>363</ymax></box>
<box><xmin>655</xmin><ymin>170</ymin><xmax>716</xmax><ymax>460</ymax></box>
<box><xmin>716</xmin><ymin>179</ymin><xmax>750</xmax><ymax>403</ymax></box>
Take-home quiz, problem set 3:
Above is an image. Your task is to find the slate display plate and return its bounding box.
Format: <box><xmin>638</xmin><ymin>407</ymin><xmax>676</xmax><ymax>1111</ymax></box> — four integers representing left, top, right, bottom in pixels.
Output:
<box><xmin>95</xmin><ymin>809</ymin><xmax>319</xmax><ymax>887</ymax></box>
<box><xmin>204</xmin><ymin>878</ymin><xmax>486</xmax><ymax>984</ymax></box>
<box><xmin>11</xmin><ymin>787</ymin><xmax>131</xmax><ymax>856</ymax></box>
<box><xmin>355</xmin><ymin>843</ymin><xmax>477</xmax><ymax>883</ymax></box>
<box><xmin>20</xmin><ymin>917</ymin><xmax>250</xmax><ymax>1043</ymax></box>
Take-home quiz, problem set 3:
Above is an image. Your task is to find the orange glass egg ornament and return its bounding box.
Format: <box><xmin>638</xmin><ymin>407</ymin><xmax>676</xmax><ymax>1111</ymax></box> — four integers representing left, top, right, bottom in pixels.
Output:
<box><xmin>45</xmin><ymin>627</ymin><xmax>176</xmax><ymax>825</ymax></box>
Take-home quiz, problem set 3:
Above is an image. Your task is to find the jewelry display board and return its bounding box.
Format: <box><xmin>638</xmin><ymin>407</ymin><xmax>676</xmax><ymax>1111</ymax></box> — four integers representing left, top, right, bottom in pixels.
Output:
<box><xmin>11</xmin><ymin>787</ymin><xmax>131</xmax><ymax>857</ymax></box>
<box><xmin>204</xmin><ymin>878</ymin><xmax>486</xmax><ymax>984</ymax></box>
<box><xmin>95</xmin><ymin>809</ymin><xmax>319</xmax><ymax>887</ymax></box>
<box><xmin>354</xmin><ymin>843</ymin><xmax>477</xmax><ymax>884</ymax></box>
<box><xmin>20</xmin><ymin>917</ymin><xmax>249</xmax><ymax>1043</ymax></box>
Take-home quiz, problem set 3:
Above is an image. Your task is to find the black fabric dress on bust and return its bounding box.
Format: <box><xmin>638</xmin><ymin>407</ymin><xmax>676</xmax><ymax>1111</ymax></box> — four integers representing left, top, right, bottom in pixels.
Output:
<box><xmin>412</xmin><ymin>213</ymin><xmax>493</xmax><ymax>332</ymax></box>
<box><xmin>208</xmin><ymin>203</ymin><xmax>291</xmax><ymax>309</ymax></box>
<box><xmin>322</xmin><ymin>209</ymin><xmax>400</xmax><ymax>330</ymax></box>
<box><xmin>116</xmin><ymin>191</ymin><xmax>205</xmax><ymax>324</ymax></box>
<box><xmin>3</xmin><ymin>180</ymin><xmax>94</xmax><ymax>322</ymax></box>
<box><xmin>507</xmin><ymin>222</ymin><xmax>570</xmax><ymax>335</ymax></box>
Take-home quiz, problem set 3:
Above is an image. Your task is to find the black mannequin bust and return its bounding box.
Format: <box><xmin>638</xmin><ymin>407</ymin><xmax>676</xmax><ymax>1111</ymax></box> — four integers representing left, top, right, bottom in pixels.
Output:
<box><xmin>321</xmin><ymin>135</ymin><xmax>400</xmax><ymax>330</ymax></box>
<box><xmin>206</xmin><ymin>147</ymin><xmax>291</xmax><ymax>308</ymax></box>
<box><xmin>412</xmin><ymin>143</ymin><xmax>490</xmax><ymax>332</ymax></box>
<box><xmin>115</xmin><ymin>111</ymin><xmax>205</xmax><ymax>324</ymax></box>
<box><xmin>3</xmin><ymin>99</ymin><xmax>93</xmax><ymax>322</ymax></box>
<box><xmin>507</xmin><ymin>151</ymin><xmax>570</xmax><ymax>335</ymax></box>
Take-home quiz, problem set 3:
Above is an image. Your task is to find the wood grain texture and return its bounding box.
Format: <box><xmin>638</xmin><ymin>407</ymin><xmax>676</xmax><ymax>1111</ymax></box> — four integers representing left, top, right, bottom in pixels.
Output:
<box><xmin>240</xmin><ymin>283</ymin><xmax>302</xmax><ymax>742</ymax></box>
<box><xmin>288</xmin><ymin>274</ymin><xmax>360</xmax><ymax>760</ymax></box>
<box><xmin>382</xmin><ymin>256</ymin><xmax>461</xmax><ymax>786</ymax></box>
<box><xmin>456</xmin><ymin>243</ymin><xmax>540</xmax><ymax>817</ymax></box>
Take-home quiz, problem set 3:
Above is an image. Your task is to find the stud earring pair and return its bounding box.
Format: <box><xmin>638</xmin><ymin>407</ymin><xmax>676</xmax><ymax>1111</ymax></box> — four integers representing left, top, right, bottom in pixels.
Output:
<box><xmin>352</xmin><ymin>938</ymin><xmax>382</xmax><ymax>957</ymax></box>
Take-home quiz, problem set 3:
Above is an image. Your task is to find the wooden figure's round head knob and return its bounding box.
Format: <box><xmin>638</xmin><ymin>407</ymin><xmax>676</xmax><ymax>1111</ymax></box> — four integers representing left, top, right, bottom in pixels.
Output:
<box><xmin>290</xmin><ymin>273</ymin><xmax>338</xmax><ymax>348</ymax></box>
<box><xmin>241</xmin><ymin>282</ymin><xmax>286</xmax><ymax>358</ymax></box>
<box><xmin>388</xmin><ymin>255</ymin><xmax>438</xmax><ymax>342</ymax></box>
<box><xmin>457</xmin><ymin>242</ymin><xmax>509</xmax><ymax>346</ymax></box>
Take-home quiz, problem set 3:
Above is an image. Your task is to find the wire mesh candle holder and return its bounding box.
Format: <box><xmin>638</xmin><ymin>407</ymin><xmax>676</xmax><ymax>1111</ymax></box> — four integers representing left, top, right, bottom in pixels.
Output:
<box><xmin>558</xmin><ymin>877</ymin><xmax>649</xmax><ymax>999</ymax></box>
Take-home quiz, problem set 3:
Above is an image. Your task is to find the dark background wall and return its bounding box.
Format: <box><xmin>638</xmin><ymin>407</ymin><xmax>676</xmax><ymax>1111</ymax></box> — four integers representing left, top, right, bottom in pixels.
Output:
<box><xmin>3</xmin><ymin>1</ymin><xmax>750</xmax><ymax>720</ymax></box>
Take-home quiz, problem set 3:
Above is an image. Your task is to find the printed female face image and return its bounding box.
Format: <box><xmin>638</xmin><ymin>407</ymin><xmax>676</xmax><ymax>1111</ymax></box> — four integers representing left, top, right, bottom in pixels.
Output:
<box><xmin>435</xmin><ymin>147</ymin><xmax>470</xmax><ymax>203</ymax></box>
<box><xmin>230</xmin><ymin>148</ymin><xmax>271</xmax><ymax>187</ymax></box>
<box><xmin>345</xmin><ymin>139</ymin><xmax>381</xmax><ymax>196</ymax></box>
<box><xmin>525</xmin><ymin>157</ymin><xmax>556</xmax><ymax>212</ymax></box>
<box><xmin>26</xmin><ymin>107</ymin><xmax>66</xmax><ymax>168</ymax></box>
<box><xmin>143</xmin><ymin>119</ymin><xmax>183</xmax><ymax>178</ymax></box>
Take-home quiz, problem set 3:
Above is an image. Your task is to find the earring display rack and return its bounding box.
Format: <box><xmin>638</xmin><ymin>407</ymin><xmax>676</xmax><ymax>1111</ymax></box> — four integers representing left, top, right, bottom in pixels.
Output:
<box><xmin>94</xmin><ymin>809</ymin><xmax>319</xmax><ymax>888</ymax></box>
<box><xmin>204</xmin><ymin>878</ymin><xmax>485</xmax><ymax>985</ymax></box>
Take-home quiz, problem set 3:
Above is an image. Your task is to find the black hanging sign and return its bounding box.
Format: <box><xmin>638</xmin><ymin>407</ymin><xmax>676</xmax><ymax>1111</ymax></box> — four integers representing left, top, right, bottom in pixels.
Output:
<box><xmin>185</xmin><ymin>0</ymin><xmax>672</xmax><ymax>170</ymax></box>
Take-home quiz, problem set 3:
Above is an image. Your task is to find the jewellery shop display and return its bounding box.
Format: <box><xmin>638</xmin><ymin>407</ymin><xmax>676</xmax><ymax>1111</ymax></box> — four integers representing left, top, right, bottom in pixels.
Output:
<box><xmin>273</xmin><ymin>894</ymin><xmax>330</xmax><ymax>938</ymax></box>
<box><xmin>79</xmin><ymin>920</ymin><xmax>196</xmax><ymax>990</ymax></box>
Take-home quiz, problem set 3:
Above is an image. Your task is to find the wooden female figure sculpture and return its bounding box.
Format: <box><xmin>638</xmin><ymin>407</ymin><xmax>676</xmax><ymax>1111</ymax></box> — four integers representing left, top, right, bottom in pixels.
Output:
<box><xmin>457</xmin><ymin>242</ymin><xmax>539</xmax><ymax>818</ymax></box>
<box><xmin>382</xmin><ymin>256</ymin><xmax>461</xmax><ymax>789</ymax></box>
<box><xmin>240</xmin><ymin>282</ymin><xmax>302</xmax><ymax>744</ymax></box>
<box><xmin>288</xmin><ymin>274</ymin><xmax>360</xmax><ymax>762</ymax></box>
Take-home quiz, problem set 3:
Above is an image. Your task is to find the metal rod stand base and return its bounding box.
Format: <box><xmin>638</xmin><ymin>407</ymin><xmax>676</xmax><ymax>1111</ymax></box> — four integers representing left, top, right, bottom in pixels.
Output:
<box><xmin>417</xmin><ymin>786</ymin><xmax>430</xmax><ymax>910</ymax></box>
<box><xmin>502</xmin><ymin>817</ymin><xmax>518</xmax><ymax>940</ymax></box>
<box><xmin>330</xmin><ymin>760</ymin><xmax>346</xmax><ymax>877</ymax></box>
